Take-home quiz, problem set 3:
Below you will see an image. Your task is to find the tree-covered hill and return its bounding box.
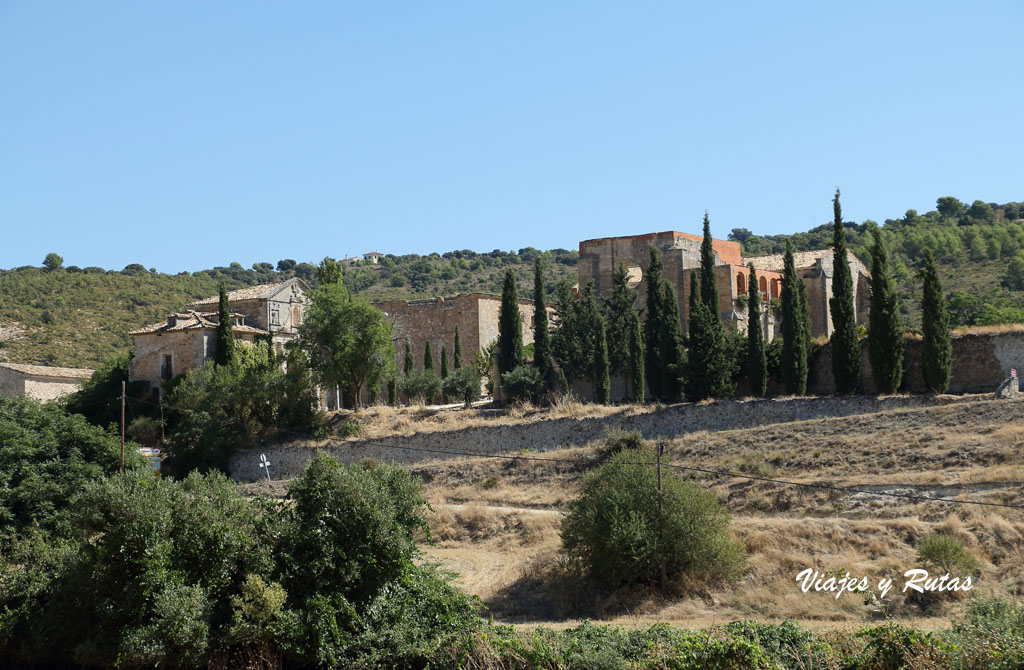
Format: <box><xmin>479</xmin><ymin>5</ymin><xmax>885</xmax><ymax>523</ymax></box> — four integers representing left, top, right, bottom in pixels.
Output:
<box><xmin>0</xmin><ymin>248</ymin><xmax>578</xmax><ymax>368</ymax></box>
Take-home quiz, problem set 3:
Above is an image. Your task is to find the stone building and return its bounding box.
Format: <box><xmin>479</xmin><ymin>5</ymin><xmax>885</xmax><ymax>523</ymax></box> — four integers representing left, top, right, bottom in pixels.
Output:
<box><xmin>374</xmin><ymin>293</ymin><xmax>545</xmax><ymax>375</ymax></box>
<box><xmin>0</xmin><ymin>362</ymin><xmax>93</xmax><ymax>401</ymax></box>
<box><xmin>129</xmin><ymin>278</ymin><xmax>310</xmax><ymax>396</ymax></box>
<box><xmin>578</xmin><ymin>231</ymin><xmax>869</xmax><ymax>340</ymax></box>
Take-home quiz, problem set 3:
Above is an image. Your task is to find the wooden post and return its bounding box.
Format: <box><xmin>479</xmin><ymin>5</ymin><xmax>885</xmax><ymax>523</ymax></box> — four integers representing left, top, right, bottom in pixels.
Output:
<box><xmin>657</xmin><ymin>442</ymin><xmax>667</xmax><ymax>588</ymax></box>
<box><xmin>120</xmin><ymin>381</ymin><xmax>126</xmax><ymax>474</ymax></box>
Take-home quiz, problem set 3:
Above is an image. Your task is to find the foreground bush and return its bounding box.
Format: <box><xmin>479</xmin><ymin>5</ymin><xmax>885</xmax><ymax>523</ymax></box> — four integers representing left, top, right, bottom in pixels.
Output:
<box><xmin>561</xmin><ymin>446</ymin><xmax>744</xmax><ymax>589</ymax></box>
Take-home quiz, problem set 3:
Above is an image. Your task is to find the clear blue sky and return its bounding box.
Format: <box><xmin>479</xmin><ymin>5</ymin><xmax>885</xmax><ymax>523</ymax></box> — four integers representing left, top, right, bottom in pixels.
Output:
<box><xmin>2</xmin><ymin>2</ymin><xmax>1022</xmax><ymax>272</ymax></box>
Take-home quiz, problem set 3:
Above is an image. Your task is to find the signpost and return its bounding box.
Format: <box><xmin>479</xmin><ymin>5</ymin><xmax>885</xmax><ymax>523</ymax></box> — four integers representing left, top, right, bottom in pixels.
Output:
<box><xmin>259</xmin><ymin>453</ymin><xmax>272</xmax><ymax>482</ymax></box>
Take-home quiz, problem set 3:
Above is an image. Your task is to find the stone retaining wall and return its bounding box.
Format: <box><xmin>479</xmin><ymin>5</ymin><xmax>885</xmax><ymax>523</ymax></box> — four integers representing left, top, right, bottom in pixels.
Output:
<box><xmin>230</xmin><ymin>393</ymin><xmax>982</xmax><ymax>481</ymax></box>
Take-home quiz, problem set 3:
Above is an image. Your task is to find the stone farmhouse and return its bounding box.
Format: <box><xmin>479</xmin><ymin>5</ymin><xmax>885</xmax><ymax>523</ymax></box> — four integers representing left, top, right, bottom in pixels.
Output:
<box><xmin>0</xmin><ymin>362</ymin><xmax>93</xmax><ymax>401</ymax></box>
<box><xmin>129</xmin><ymin>278</ymin><xmax>310</xmax><ymax>397</ymax></box>
<box><xmin>578</xmin><ymin>231</ymin><xmax>870</xmax><ymax>341</ymax></box>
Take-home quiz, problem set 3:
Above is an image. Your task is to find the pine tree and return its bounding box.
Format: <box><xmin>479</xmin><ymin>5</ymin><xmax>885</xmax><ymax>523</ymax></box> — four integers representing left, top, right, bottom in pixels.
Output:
<box><xmin>604</xmin><ymin>262</ymin><xmax>636</xmax><ymax>376</ymax></box>
<box><xmin>920</xmin><ymin>249</ymin><xmax>953</xmax><ymax>393</ymax></box>
<box><xmin>644</xmin><ymin>247</ymin><xmax>665</xmax><ymax>400</ymax></box>
<box><xmin>404</xmin><ymin>338</ymin><xmax>414</xmax><ymax>375</ymax></box>
<box><xmin>780</xmin><ymin>241</ymin><xmax>808</xmax><ymax>395</ymax></box>
<box><xmin>533</xmin><ymin>256</ymin><xmax>551</xmax><ymax>380</ymax></box>
<box><xmin>829</xmin><ymin>189</ymin><xmax>860</xmax><ymax>394</ymax></box>
<box><xmin>658</xmin><ymin>282</ymin><xmax>686</xmax><ymax>402</ymax></box>
<box><xmin>423</xmin><ymin>340</ymin><xmax>434</xmax><ymax>372</ymax></box>
<box><xmin>453</xmin><ymin>325</ymin><xmax>463</xmax><ymax>369</ymax></box>
<box><xmin>215</xmin><ymin>283</ymin><xmax>235</xmax><ymax>366</ymax></box>
<box><xmin>628</xmin><ymin>312</ymin><xmax>645</xmax><ymax>403</ymax></box>
<box><xmin>497</xmin><ymin>269</ymin><xmax>524</xmax><ymax>376</ymax></box>
<box><xmin>746</xmin><ymin>264</ymin><xmax>767</xmax><ymax>397</ymax></box>
<box><xmin>867</xmin><ymin>225</ymin><xmax>904</xmax><ymax>393</ymax></box>
<box><xmin>593</xmin><ymin>315</ymin><xmax>610</xmax><ymax>404</ymax></box>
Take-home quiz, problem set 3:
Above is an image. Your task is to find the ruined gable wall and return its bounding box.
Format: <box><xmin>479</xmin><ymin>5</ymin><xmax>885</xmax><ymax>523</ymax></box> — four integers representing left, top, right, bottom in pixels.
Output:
<box><xmin>0</xmin><ymin>368</ymin><xmax>25</xmax><ymax>397</ymax></box>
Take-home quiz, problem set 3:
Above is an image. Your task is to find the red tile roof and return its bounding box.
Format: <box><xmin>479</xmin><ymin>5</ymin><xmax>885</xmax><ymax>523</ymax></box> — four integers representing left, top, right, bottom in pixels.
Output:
<box><xmin>130</xmin><ymin>311</ymin><xmax>268</xmax><ymax>336</ymax></box>
<box><xmin>0</xmin><ymin>362</ymin><xmax>94</xmax><ymax>379</ymax></box>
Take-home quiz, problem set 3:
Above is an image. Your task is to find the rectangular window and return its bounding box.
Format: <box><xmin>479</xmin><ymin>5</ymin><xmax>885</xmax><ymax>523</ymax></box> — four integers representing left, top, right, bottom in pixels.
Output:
<box><xmin>271</xmin><ymin>309</ymin><xmax>280</xmax><ymax>326</ymax></box>
<box><xmin>161</xmin><ymin>355</ymin><xmax>173</xmax><ymax>380</ymax></box>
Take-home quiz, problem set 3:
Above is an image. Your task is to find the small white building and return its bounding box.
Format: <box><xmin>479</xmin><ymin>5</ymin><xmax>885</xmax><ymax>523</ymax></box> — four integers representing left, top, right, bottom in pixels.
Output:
<box><xmin>363</xmin><ymin>251</ymin><xmax>384</xmax><ymax>264</ymax></box>
<box><xmin>0</xmin><ymin>362</ymin><xmax>93</xmax><ymax>401</ymax></box>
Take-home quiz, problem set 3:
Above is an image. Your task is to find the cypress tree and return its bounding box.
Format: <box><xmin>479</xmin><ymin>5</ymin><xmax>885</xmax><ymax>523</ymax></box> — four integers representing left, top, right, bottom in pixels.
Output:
<box><xmin>497</xmin><ymin>269</ymin><xmax>524</xmax><ymax>376</ymax></box>
<box><xmin>829</xmin><ymin>188</ymin><xmax>860</xmax><ymax>394</ymax></box>
<box><xmin>440</xmin><ymin>343</ymin><xmax>449</xmax><ymax>379</ymax></box>
<box><xmin>215</xmin><ymin>283</ymin><xmax>235</xmax><ymax>366</ymax></box>
<box><xmin>699</xmin><ymin>211</ymin><xmax>719</xmax><ymax>315</ymax></box>
<box><xmin>644</xmin><ymin>247</ymin><xmax>665</xmax><ymax>400</ymax></box>
<box><xmin>404</xmin><ymin>338</ymin><xmax>414</xmax><ymax>375</ymax></box>
<box><xmin>920</xmin><ymin>249</ymin><xmax>953</xmax><ymax>393</ymax></box>
<box><xmin>780</xmin><ymin>241</ymin><xmax>808</xmax><ymax>395</ymax></box>
<box><xmin>453</xmin><ymin>325</ymin><xmax>463</xmax><ymax>369</ymax></box>
<box><xmin>658</xmin><ymin>282</ymin><xmax>686</xmax><ymax>402</ymax></box>
<box><xmin>604</xmin><ymin>262</ymin><xmax>636</xmax><ymax>376</ymax></box>
<box><xmin>593</xmin><ymin>315</ymin><xmax>610</xmax><ymax>404</ymax></box>
<box><xmin>746</xmin><ymin>264</ymin><xmax>767</xmax><ymax>397</ymax></box>
<box><xmin>868</xmin><ymin>224</ymin><xmax>904</xmax><ymax>393</ymax></box>
<box><xmin>686</xmin><ymin>271</ymin><xmax>732</xmax><ymax>401</ymax></box>
<box><xmin>628</xmin><ymin>312</ymin><xmax>645</xmax><ymax>403</ymax></box>
<box><xmin>423</xmin><ymin>340</ymin><xmax>434</xmax><ymax>372</ymax></box>
<box><xmin>533</xmin><ymin>256</ymin><xmax>551</xmax><ymax>380</ymax></box>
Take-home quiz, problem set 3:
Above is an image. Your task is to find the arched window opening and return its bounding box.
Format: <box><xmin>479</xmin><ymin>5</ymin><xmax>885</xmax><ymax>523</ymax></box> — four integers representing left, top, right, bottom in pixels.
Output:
<box><xmin>736</xmin><ymin>273</ymin><xmax>746</xmax><ymax>295</ymax></box>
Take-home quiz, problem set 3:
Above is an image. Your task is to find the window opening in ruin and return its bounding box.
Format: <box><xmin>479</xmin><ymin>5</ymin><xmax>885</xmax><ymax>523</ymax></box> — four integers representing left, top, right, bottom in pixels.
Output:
<box><xmin>161</xmin><ymin>355</ymin><xmax>173</xmax><ymax>380</ymax></box>
<box><xmin>759</xmin><ymin>276</ymin><xmax>768</xmax><ymax>300</ymax></box>
<box><xmin>271</xmin><ymin>309</ymin><xmax>280</xmax><ymax>326</ymax></box>
<box><xmin>292</xmin><ymin>307</ymin><xmax>302</xmax><ymax>327</ymax></box>
<box><xmin>737</xmin><ymin>273</ymin><xmax>746</xmax><ymax>295</ymax></box>
<box><xmin>623</xmin><ymin>260</ymin><xmax>643</xmax><ymax>289</ymax></box>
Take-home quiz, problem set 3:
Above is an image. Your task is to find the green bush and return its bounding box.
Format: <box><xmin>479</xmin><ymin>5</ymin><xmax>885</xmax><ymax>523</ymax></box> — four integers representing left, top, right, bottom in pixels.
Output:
<box><xmin>442</xmin><ymin>366</ymin><xmax>482</xmax><ymax>407</ymax></box>
<box><xmin>561</xmin><ymin>446</ymin><xmax>744</xmax><ymax>589</ymax></box>
<box><xmin>501</xmin><ymin>364</ymin><xmax>545</xmax><ymax>404</ymax></box>
<box><xmin>917</xmin><ymin>532</ymin><xmax>980</xmax><ymax>576</ymax></box>
<box><xmin>600</xmin><ymin>429</ymin><xmax>645</xmax><ymax>459</ymax></box>
<box><xmin>399</xmin><ymin>370</ymin><xmax>441</xmax><ymax>405</ymax></box>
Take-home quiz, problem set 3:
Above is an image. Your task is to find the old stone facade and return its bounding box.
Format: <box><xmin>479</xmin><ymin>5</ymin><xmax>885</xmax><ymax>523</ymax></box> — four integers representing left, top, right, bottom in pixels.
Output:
<box><xmin>129</xmin><ymin>279</ymin><xmax>310</xmax><ymax>396</ymax></box>
<box><xmin>374</xmin><ymin>293</ymin><xmax>545</xmax><ymax>375</ymax></box>
<box><xmin>0</xmin><ymin>362</ymin><xmax>93</xmax><ymax>401</ymax></box>
<box><xmin>578</xmin><ymin>231</ymin><xmax>869</xmax><ymax>340</ymax></box>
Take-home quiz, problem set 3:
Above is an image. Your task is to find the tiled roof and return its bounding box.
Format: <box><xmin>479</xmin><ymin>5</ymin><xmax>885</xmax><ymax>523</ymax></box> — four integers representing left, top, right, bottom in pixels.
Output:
<box><xmin>744</xmin><ymin>249</ymin><xmax>833</xmax><ymax>273</ymax></box>
<box><xmin>364</xmin><ymin>251</ymin><xmax>383</xmax><ymax>256</ymax></box>
<box><xmin>189</xmin><ymin>281</ymin><xmax>290</xmax><ymax>307</ymax></box>
<box><xmin>129</xmin><ymin>311</ymin><xmax>268</xmax><ymax>336</ymax></box>
<box><xmin>0</xmin><ymin>362</ymin><xmax>94</xmax><ymax>379</ymax></box>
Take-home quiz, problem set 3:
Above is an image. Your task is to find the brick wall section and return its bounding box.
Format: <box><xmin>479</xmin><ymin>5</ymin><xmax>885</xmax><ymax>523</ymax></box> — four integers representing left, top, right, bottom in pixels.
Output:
<box><xmin>808</xmin><ymin>331</ymin><xmax>1024</xmax><ymax>395</ymax></box>
<box><xmin>229</xmin><ymin>393</ymin><xmax>988</xmax><ymax>481</ymax></box>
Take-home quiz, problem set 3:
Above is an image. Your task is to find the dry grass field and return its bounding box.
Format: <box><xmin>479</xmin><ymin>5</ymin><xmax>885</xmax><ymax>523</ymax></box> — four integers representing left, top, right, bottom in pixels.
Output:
<box><xmin>401</xmin><ymin>398</ymin><xmax>1024</xmax><ymax>629</ymax></box>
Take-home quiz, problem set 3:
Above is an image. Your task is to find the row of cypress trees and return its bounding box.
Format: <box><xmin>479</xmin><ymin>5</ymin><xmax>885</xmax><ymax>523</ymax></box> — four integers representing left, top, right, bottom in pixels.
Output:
<box><xmin>493</xmin><ymin>191</ymin><xmax>956</xmax><ymax>404</ymax></box>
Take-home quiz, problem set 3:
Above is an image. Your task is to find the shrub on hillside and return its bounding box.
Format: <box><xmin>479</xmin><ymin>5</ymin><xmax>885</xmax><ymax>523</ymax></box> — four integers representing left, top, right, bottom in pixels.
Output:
<box><xmin>501</xmin><ymin>364</ymin><xmax>545</xmax><ymax>404</ymax></box>
<box><xmin>399</xmin><ymin>370</ymin><xmax>442</xmax><ymax>405</ymax></box>
<box><xmin>442</xmin><ymin>366</ymin><xmax>482</xmax><ymax>407</ymax></box>
<box><xmin>917</xmin><ymin>532</ymin><xmax>980</xmax><ymax>576</ymax></box>
<box><xmin>561</xmin><ymin>447</ymin><xmax>744</xmax><ymax>590</ymax></box>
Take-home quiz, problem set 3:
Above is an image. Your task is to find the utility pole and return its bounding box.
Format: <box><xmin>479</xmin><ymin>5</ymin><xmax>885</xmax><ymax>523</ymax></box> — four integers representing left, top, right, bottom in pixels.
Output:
<box><xmin>120</xmin><ymin>381</ymin><xmax>126</xmax><ymax>474</ymax></box>
<box><xmin>657</xmin><ymin>441</ymin><xmax>667</xmax><ymax>588</ymax></box>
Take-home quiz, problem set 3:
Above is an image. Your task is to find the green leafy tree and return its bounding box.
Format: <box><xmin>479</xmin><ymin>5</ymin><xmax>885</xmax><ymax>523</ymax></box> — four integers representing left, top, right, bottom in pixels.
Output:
<box><xmin>868</xmin><ymin>224</ymin><xmax>904</xmax><ymax>393</ymax></box>
<box><xmin>644</xmin><ymin>247</ymin><xmax>666</xmax><ymax>400</ymax></box>
<box><xmin>423</xmin><ymin>340</ymin><xmax>434</xmax><ymax>372</ymax></box>
<box><xmin>42</xmin><ymin>252</ymin><xmax>63</xmax><ymax>272</ymax></box>
<box><xmin>628</xmin><ymin>312</ymin><xmax>645</xmax><ymax>403</ymax></box>
<box><xmin>780</xmin><ymin>241</ymin><xmax>808</xmax><ymax>395</ymax></box>
<box><xmin>593</xmin><ymin>315</ymin><xmax>610</xmax><ymax>404</ymax></box>
<box><xmin>299</xmin><ymin>279</ymin><xmax>394</xmax><ymax>408</ymax></box>
<box><xmin>501</xmin><ymin>364</ymin><xmax>545</xmax><ymax>404</ymax></box>
<box><xmin>65</xmin><ymin>351</ymin><xmax>155</xmax><ymax>429</ymax></box>
<box><xmin>561</xmin><ymin>447</ymin><xmax>744</xmax><ymax>589</ymax></box>
<box><xmin>316</xmin><ymin>256</ymin><xmax>342</xmax><ymax>285</ymax></box>
<box><xmin>442</xmin><ymin>367</ymin><xmax>481</xmax><ymax>407</ymax></box>
<box><xmin>1002</xmin><ymin>253</ymin><xmax>1024</xmax><ymax>290</ymax></box>
<box><xmin>936</xmin><ymin>196</ymin><xmax>964</xmax><ymax>218</ymax></box>
<box><xmin>552</xmin><ymin>280</ymin><xmax>594</xmax><ymax>384</ymax></box>
<box><xmin>829</xmin><ymin>189</ymin><xmax>860</xmax><ymax>394</ymax></box>
<box><xmin>496</xmin><ymin>269</ymin><xmax>523</xmax><ymax>376</ymax></box>
<box><xmin>398</xmin><ymin>371</ymin><xmax>441</xmax><ymax>405</ymax></box>
<box><xmin>532</xmin><ymin>256</ymin><xmax>551</xmax><ymax>381</ymax></box>
<box><xmin>453</xmin><ymin>325</ymin><xmax>463</xmax><ymax>369</ymax></box>
<box><xmin>746</xmin><ymin>264</ymin><xmax>767</xmax><ymax>397</ymax></box>
<box><xmin>921</xmin><ymin>249</ymin><xmax>953</xmax><ymax>393</ymax></box>
<box><xmin>215</xmin><ymin>283</ymin><xmax>236</xmax><ymax>366</ymax></box>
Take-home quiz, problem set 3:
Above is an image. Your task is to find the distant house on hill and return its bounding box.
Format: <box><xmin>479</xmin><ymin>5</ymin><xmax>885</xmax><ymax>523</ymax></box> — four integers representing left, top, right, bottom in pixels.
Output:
<box><xmin>363</xmin><ymin>251</ymin><xmax>384</xmax><ymax>264</ymax></box>
<box><xmin>0</xmin><ymin>362</ymin><xmax>93</xmax><ymax>401</ymax></box>
<box><xmin>128</xmin><ymin>278</ymin><xmax>310</xmax><ymax>397</ymax></box>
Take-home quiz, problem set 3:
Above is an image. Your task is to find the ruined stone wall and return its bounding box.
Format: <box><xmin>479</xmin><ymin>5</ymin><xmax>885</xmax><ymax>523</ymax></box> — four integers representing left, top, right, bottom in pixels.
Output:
<box><xmin>230</xmin><ymin>393</ymin><xmax>983</xmax><ymax>480</ymax></box>
<box><xmin>229</xmin><ymin>299</ymin><xmax>266</xmax><ymax>331</ymax></box>
<box><xmin>808</xmin><ymin>330</ymin><xmax>1024</xmax><ymax>395</ymax></box>
<box><xmin>130</xmin><ymin>328</ymin><xmax>260</xmax><ymax>392</ymax></box>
